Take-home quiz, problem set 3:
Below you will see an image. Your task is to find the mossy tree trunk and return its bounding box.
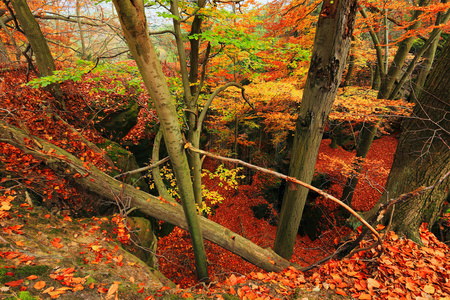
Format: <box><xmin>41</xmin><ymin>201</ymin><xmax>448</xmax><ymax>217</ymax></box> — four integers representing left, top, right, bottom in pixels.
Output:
<box><xmin>111</xmin><ymin>0</ymin><xmax>208</xmax><ymax>281</ymax></box>
<box><xmin>10</xmin><ymin>0</ymin><xmax>64</xmax><ymax>109</ymax></box>
<box><xmin>273</xmin><ymin>0</ymin><xmax>358</xmax><ymax>260</ymax></box>
<box><xmin>367</xmin><ymin>39</ymin><xmax>450</xmax><ymax>243</ymax></box>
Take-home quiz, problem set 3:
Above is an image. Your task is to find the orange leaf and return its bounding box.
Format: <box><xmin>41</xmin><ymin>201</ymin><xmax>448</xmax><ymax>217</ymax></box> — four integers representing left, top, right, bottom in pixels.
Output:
<box><xmin>107</xmin><ymin>283</ymin><xmax>119</xmax><ymax>297</ymax></box>
<box><xmin>335</xmin><ymin>288</ymin><xmax>347</xmax><ymax>296</ymax></box>
<box><xmin>43</xmin><ymin>286</ymin><xmax>55</xmax><ymax>294</ymax></box>
<box><xmin>367</xmin><ymin>278</ymin><xmax>380</xmax><ymax>289</ymax></box>
<box><xmin>51</xmin><ymin>238</ymin><xmax>63</xmax><ymax>249</ymax></box>
<box><xmin>358</xmin><ymin>293</ymin><xmax>371</xmax><ymax>299</ymax></box>
<box><xmin>34</xmin><ymin>281</ymin><xmax>46</xmax><ymax>290</ymax></box>
<box><xmin>15</xmin><ymin>241</ymin><xmax>24</xmax><ymax>247</ymax></box>
<box><xmin>27</xmin><ymin>275</ymin><xmax>38</xmax><ymax>280</ymax></box>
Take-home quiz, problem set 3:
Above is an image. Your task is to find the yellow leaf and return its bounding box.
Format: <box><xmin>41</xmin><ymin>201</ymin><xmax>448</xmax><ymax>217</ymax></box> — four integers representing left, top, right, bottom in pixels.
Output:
<box><xmin>91</xmin><ymin>245</ymin><xmax>101</xmax><ymax>251</ymax></box>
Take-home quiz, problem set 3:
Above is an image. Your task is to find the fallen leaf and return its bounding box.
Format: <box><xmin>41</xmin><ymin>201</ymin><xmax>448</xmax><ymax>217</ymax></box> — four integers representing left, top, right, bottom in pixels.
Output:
<box><xmin>27</xmin><ymin>275</ymin><xmax>38</xmax><ymax>280</ymax></box>
<box><xmin>367</xmin><ymin>278</ymin><xmax>380</xmax><ymax>289</ymax></box>
<box><xmin>5</xmin><ymin>279</ymin><xmax>23</xmax><ymax>287</ymax></box>
<box><xmin>106</xmin><ymin>282</ymin><xmax>119</xmax><ymax>298</ymax></box>
<box><xmin>43</xmin><ymin>286</ymin><xmax>55</xmax><ymax>294</ymax></box>
<box><xmin>358</xmin><ymin>293</ymin><xmax>371</xmax><ymax>299</ymax></box>
<box><xmin>34</xmin><ymin>281</ymin><xmax>46</xmax><ymax>290</ymax></box>
<box><xmin>423</xmin><ymin>284</ymin><xmax>435</xmax><ymax>294</ymax></box>
<box><xmin>15</xmin><ymin>241</ymin><xmax>24</xmax><ymax>247</ymax></box>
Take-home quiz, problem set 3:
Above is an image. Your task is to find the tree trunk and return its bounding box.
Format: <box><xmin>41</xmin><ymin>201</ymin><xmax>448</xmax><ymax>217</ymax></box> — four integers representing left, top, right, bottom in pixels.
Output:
<box><xmin>341</xmin><ymin>122</ymin><xmax>379</xmax><ymax>209</ymax></box>
<box><xmin>112</xmin><ymin>0</ymin><xmax>208</xmax><ymax>281</ymax></box>
<box><xmin>367</xmin><ymin>39</ymin><xmax>450</xmax><ymax>243</ymax></box>
<box><xmin>10</xmin><ymin>0</ymin><xmax>64</xmax><ymax>108</ymax></box>
<box><xmin>273</xmin><ymin>0</ymin><xmax>358</xmax><ymax>260</ymax></box>
<box><xmin>76</xmin><ymin>0</ymin><xmax>87</xmax><ymax>59</ymax></box>
<box><xmin>342</xmin><ymin>38</ymin><xmax>355</xmax><ymax>87</ymax></box>
<box><xmin>0</xmin><ymin>121</ymin><xmax>296</xmax><ymax>273</ymax></box>
<box><xmin>170</xmin><ymin>0</ymin><xmax>203</xmax><ymax>206</ymax></box>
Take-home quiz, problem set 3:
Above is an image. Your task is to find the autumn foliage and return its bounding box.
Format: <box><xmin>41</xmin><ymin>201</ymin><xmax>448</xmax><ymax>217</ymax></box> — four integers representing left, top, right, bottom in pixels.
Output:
<box><xmin>1</xmin><ymin>0</ymin><xmax>450</xmax><ymax>298</ymax></box>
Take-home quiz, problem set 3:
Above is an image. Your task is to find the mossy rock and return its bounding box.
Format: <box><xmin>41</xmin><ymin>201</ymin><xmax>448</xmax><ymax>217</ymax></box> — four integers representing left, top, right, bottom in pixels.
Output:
<box><xmin>95</xmin><ymin>100</ymin><xmax>139</xmax><ymax>141</ymax></box>
<box><xmin>97</xmin><ymin>139</ymin><xmax>149</xmax><ymax>192</ymax></box>
<box><xmin>125</xmin><ymin>217</ymin><xmax>157</xmax><ymax>268</ymax></box>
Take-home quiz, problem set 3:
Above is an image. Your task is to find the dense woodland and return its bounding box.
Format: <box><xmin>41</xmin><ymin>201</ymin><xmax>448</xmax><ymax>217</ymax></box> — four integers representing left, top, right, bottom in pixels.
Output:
<box><xmin>0</xmin><ymin>0</ymin><xmax>449</xmax><ymax>299</ymax></box>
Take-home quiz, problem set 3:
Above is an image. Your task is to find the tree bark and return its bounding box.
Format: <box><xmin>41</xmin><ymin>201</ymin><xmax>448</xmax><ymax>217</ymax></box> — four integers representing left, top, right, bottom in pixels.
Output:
<box><xmin>273</xmin><ymin>0</ymin><xmax>358</xmax><ymax>260</ymax></box>
<box><xmin>76</xmin><ymin>0</ymin><xmax>87</xmax><ymax>59</ymax></box>
<box><xmin>367</xmin><ymin>39</ymin><xmax>450</xmax><ymax>243</ymax></box>
<box><xmin>0</xmin><ymin>121</ymin><xmax>296</xmax><ymax>273</ymax></box>
<box><xmin>10</xmin><ymin>0</ymin><xmax>64</xmax><ymax>108</ymax></box>
<box><xmin>170</xmin><ymin>0</ymin><xmax>204</xmax><ymax>206</ymax></box>
<box><xmin>112</xmin><ymin>0</ymin><xmax>208</xmax><ymax>281</ymax></box>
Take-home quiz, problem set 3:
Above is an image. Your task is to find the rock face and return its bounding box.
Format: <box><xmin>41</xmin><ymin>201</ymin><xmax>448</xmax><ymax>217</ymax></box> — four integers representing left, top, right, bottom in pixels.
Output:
<box><xmin>126</xmin><ymin>217</ymin><xmax>158</xmax><ymax>268</ymax></box>
<box><xmin>97</xmin><ymin>139</ymin><xmax>149</xmax><ymax>192</ymax></box>
<box><xmin>96</xmin><ymin>101</ymin><xmax>139</xmax><ymax>141</ymax></box>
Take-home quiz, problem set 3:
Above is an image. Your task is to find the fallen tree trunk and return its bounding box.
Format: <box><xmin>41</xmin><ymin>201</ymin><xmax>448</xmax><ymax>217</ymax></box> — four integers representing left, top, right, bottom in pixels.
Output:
<box><xmin>0</xmin><ymin>121</ymin><xmax>295</xmax><ymax>272</ymax></box>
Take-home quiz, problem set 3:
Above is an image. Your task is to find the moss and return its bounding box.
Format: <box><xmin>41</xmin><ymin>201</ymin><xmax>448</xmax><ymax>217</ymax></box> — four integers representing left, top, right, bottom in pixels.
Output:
<box><xmin>222</xmin><ymin>294</ymin><xmax>240</xmax><ymax>300</ymax></box>
<box><xmin>97</xmin><ymin>139</ymin><xmax>149</xmax><ymax>192</ymax></box>
<box><xmin>0</xmin><ymin>265</ymin><xmax>49</xmax><ymax>284</ymax></box>
<box><xmin>4</xmin><ymin>291</ymin><xmax>37</xmax><ymax>300</ymax></box>
<box><xmin>85</xmin><ymin>276</ymin><xmax>96</xmax><ymax>285</ymax></box>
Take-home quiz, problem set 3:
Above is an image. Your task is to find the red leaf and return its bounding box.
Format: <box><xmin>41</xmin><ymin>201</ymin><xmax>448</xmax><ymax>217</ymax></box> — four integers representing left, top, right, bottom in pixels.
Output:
<box><xmin>5</xmin><ymin>279</ymin><xmax>24</xmax><ymax>287</ymax></box>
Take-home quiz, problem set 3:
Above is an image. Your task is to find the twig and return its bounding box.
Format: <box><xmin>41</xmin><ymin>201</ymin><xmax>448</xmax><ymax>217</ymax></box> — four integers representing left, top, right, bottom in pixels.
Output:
<box><xmin>114</xmin><ymin>156</ymin><xmax>169</xmax><ymax>178</ymax></box>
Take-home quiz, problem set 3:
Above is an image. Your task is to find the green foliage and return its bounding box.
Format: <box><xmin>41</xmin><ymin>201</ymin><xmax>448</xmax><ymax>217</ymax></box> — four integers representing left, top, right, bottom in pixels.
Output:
<box><xmin>27</xmin><ymin>60</ymin><xmax>144</xmax><ymax>96</ymax></box>
<box><xmin>4</xmin><ymin>291</ymin><xmax>37</xmax><ymax>300</ymax></box>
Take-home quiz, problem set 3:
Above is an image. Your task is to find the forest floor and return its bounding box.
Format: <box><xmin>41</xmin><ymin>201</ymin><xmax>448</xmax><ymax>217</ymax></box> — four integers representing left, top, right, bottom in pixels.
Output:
<box><xmin>1</xmin><ymin>136</ymin><xmax>449</xmax><ymax>299</ymax></box>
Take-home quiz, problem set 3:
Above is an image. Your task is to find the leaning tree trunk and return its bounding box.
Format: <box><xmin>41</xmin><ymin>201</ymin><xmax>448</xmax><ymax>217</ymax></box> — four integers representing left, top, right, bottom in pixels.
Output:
<box><xmin>112</xmin><ymin>0</ymin><xmax>208</xmax><ymax>281</ymax></box>
<box><xmin>273</xmin><ymin>0</ymin><xmax>358</xmax><ymax>260</ymax></box>
<box><xmin>367</xmin><ymin>39</ymin><xmax>450</xmax><ymax>243</ymax></box>
<box><xmin>0</xmin><ymin>121</ymin><xmax>296</xmax><ymax>273</ymax></box>
<box><xmin>10</xmin><ymin>0</ymin><xmax>64</xmax><ymax>108</ymax></box>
